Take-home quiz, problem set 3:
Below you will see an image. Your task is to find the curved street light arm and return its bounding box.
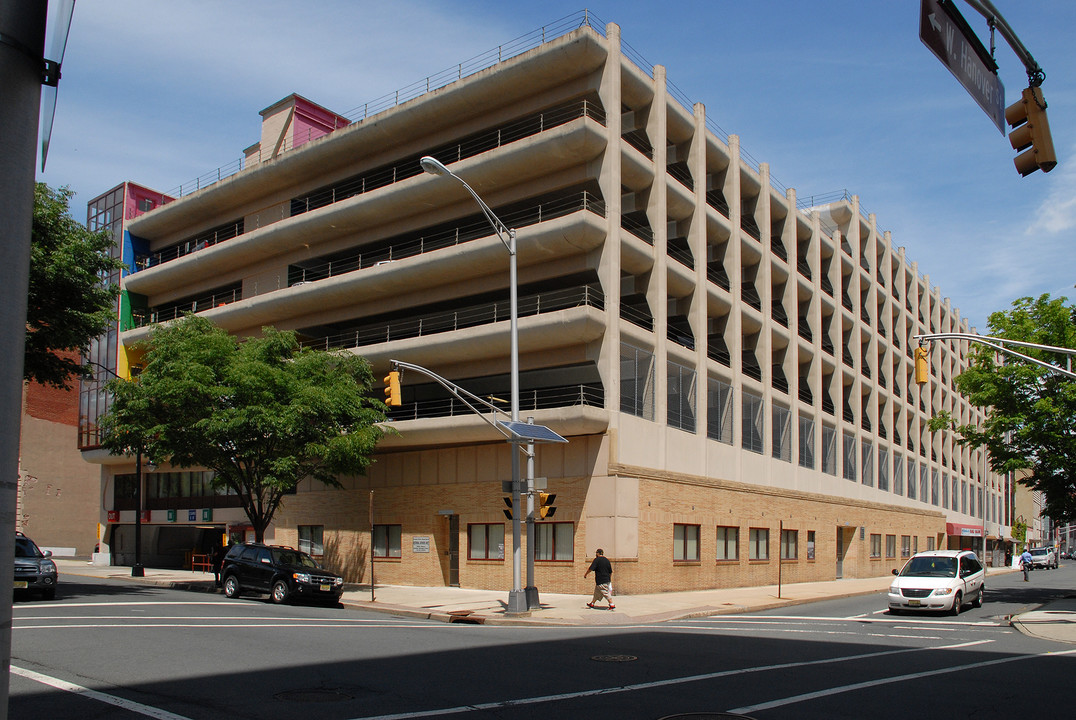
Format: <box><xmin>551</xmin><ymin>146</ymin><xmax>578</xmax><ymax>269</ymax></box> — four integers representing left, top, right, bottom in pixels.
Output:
<box><xmin>961</xmin><ymin>0</ymin><xmax>1045</xmax><ymax>85</ymax></box>
<box><xmin>914</xmin><ymin>332</ymin><xmax>1076</xmax><ymax>380</ymax></box>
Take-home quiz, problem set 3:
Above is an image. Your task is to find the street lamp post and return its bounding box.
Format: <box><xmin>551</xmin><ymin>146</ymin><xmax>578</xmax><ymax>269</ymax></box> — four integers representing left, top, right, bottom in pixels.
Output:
<box><xmin>419</xmin><ymin>156</ymin><xmax>528</xmax><ymax>613</ymax></box>
<box><xmin>132</xmin><ymin>446</ymin><xmax>145</xmax><ymax>577</ymax></box>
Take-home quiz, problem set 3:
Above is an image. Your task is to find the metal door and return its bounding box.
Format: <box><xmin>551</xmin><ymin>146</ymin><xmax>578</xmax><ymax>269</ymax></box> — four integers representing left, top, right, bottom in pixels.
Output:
<box><xmin>836</xmin><ymin>527</ymin><xmax>845</xmax><ymax>579</ymax></box>
<box><xmin>448</xmin><ymin>515</ymin><xmax>459</xmax><ymax>587</ymax></box>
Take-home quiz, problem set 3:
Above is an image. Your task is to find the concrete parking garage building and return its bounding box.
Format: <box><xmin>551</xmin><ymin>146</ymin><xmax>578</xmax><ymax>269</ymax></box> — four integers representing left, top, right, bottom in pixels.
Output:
<box><xmin>81</xmin><ymin>16</ymin><xmax>1010</xmax><ymax>594</ymax></box>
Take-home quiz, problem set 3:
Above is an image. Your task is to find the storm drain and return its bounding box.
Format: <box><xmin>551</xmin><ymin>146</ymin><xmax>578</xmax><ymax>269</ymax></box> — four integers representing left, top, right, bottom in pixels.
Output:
<box><xmin>275</xmin><ymin>689</ymin><xmax>353</xmax><ymax>703</ymax></box>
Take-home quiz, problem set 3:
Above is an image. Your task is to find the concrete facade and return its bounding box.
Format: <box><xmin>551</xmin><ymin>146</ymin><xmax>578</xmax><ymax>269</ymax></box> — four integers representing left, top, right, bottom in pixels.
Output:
<box><xmin>84</xmin><ymin>19</ymin><xmax>1007</xmax><ymax>594</ymax></box>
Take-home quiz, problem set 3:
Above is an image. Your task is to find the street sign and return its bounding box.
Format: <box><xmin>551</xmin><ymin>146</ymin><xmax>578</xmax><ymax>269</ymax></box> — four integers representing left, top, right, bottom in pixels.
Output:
<box><xmin>919</xmin><ymin>0</ymin><xmax>1005</xmax><ymax>133</ymax></box>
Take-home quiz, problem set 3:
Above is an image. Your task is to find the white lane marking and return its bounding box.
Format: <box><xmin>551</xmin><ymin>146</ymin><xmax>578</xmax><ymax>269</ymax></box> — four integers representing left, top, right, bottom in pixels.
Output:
<box><xmin>729</xmin><ymin>646</ymin><xmax>1076</xmax><ymax>714</ymax></box>
<box><xmin>343</xmin><ymin>640</ymin><xmax>992</xmax><ymax>720</ymax></box>
<box><xmin>687</xmin><ymin>614</ymin><xmax>999</xmax><ymax>627</ymax></box>
<box><xmin>11</xmin><ymin>665</ymin><xmax>194</xmax><ymax>720</ymax></box>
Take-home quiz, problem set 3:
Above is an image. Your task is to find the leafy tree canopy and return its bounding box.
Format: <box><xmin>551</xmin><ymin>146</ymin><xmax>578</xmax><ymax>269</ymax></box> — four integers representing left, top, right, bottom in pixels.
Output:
<box><xmin>930</xmin><ymin>294</ymin><xmax>1076</xmax><ymax>522</ymax></box>
<box><xmin>29</xmin><ymin>183</ymin><xmax>127</xmax><ymax>388</ymax></box>
<box><xmin>100</xmin><ymin>315</ymin><xmax>389</xmax><ymax>541</ymax></box>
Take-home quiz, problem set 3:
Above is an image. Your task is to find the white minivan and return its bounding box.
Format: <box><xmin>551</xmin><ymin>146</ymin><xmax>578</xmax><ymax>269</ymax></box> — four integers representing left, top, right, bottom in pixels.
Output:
<box><xmin>888</xmin><ymin>550</ymin><xmax>985</xmax><ymax>615</ymax></box>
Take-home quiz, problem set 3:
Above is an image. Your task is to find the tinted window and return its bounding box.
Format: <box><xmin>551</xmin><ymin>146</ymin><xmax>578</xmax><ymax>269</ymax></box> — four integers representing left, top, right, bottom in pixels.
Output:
<box><xmin>901</xmin><ymin>556</ymin><xmax>956</xmax><ymax>578</ymax></box>
<box><xmin>15</xmin><ymin>538</ymin><xmax>41</xmax><ymax>558</ymax></box>
<box><xmin>239</xmin><ymin>546</ymin><xmax>260</xmax><ymax>561</ymax></box>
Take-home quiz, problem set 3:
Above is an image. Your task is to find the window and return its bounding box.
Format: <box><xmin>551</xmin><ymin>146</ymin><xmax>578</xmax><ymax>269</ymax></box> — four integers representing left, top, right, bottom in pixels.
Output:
<box><xmin>893</xmin><ymin>454</ymin><xmax>904</xmax><ymax>495</ymax></box>
<box><xmin>860</xmin><ymin>439</ymin><xmax>873</xmax><ymax>486</ymax></box>
<box><xmin>674</xmin><ymin>524</ymin><xmax>700</xmax><ymax>561</ymax></box>
<box><xmin>927</xmin><ymin>536</ymin><xmax>935</xmax><ymax>551</ymax></box>
<box><xmin>807</xmin><ymin>530</ymin><xmax>816</xmax><ymax>560</ymax></box>
<box><xmin>901</xmin><ymin>535</ymin><xmax>911</xmax><ymax>558</ymax></box>
<box><xmin>749</xmin><ymin>528</ymin><xmax>769</xmax><ymax>560</ymax></box>
<box><xmin>534</xmin><ymin>522</ymin><xmax>573</xmax><ymax>561</ymax></box>
<box><xmin>621</xmin><ymin>343</ymin><xmax>655</xmax><ymax>420</ymax></box>
<box><xmin>780</xmin><ymin>529</ymin><xmax>798</xmax><ymax>560</ymax></box>
<box><xmin>468</xmin><ymin>523</ymin><xmax>505</xmax><ymax>560</ymax></box>
<box><xmin>707</xmin><ymin>377</ymin><xmax>734</xmax><ymax>444</ymax></box>
<box><xmin>843</xmin><ymin>432</ymin><xmax>857</xmax><ymax>481</ymax></box>
<box><xmin>914</xmin><ymin>536</ymin><xmax>919</xmax><ymax>554</ymax></box>
<box><xmin>798</xmin><ymin>414</ymin><xmax>815</xmax><ymax>469</ymax></box>
<box><xmin>878</xmin><ymin>447</ymin><xmax>889</xmax><ymax>491</ymax></box>
<box><xmin>821</xmin><ymin>424</ymin><xmax>837</xmax><ymax>475</ymax></box>
<box><xmin>298</xmin><ymin>525</ymin><xmax>323</xmax><ymax>556</ymax></box>
<box><xmin>931</xmin><ymin>469</ymin><xmax>939</xmax><ymax>506</ymax></box>
<box><xmin>919</xmin><ymin>464</ymin><xmax>929</xmax><ymax>503</ymax></box>
<box><xmin>772</xmin><ymin>404</ymin><xmax>791</xmax><ymax>461</ymax></box>
<box><xmin>942</xmin><ymin>471</ymin><xmax>949</xmax><ymax>508</ymax></box>
<box><xmin>668</xmin><ymin>361</ymin><xmax>697</xmax><ymax>433</ymax></box>
<box><xmin>716</xmin><ymin>526</ymin><xmax>739</xmax><ymax>560</ymax></box>
<box><xmin>870</xmin><ymin>533</ymin><xmax>882</xmax><ymax>558</ymax></box>
<box><xmin>373</xmin><ymin>524</ymin><xmax>401</xmax><ymax>558</ymax></box>
<box><xmin>742</xmin><ymin>390</ymin><xmax>764</xmax><ymax>454</ymax></box>
<box><xmin>886</xmin><ymin>534</ymin><xmax>896</xmax><ymax>559</ymax></box>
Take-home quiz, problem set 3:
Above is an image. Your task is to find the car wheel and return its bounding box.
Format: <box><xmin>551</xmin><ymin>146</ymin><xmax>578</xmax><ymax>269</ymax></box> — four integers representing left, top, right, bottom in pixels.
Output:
<box><xmin>271</xmin><ymin>580</ymin><xmax>290</xmax><ymax>604</ymax></box>
<box><xmin>950</xmin><ymin>592</ymin><xmax>962</xmax><ymax>616</ymax></box>
<box><xmin>222</xmin><ymin>575</ymin><xmax>240</xmax><ymax>598</ymax></box>
<box><xmin>972</xmin><ymin>586</ymin><xmax>983</xmax><ymax>608</ymax></box>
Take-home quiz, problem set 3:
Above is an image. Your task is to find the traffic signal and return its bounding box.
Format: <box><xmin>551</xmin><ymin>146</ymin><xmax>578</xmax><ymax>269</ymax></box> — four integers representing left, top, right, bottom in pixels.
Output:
<box><xmin>383</xmin><ymin>370</ymin><xmax>401</xmax><ymax>406</ymax></box>
<box><xmin>503</xmin><ymin>496</ymin><xmax>513</xmax><ymax>521</ymax></box>
<box><xmin>1005</xmin><ymin>86</ymin><xmax>1057</xmax><ymax>177</ymax></box>
<box><xmin>538</xmin><ymin>492</ymin><xmax>557</xmax><ymax>519</ymax></box>
<box><xmin>914</xmin><ymin>346</ymin><xmax>930</xmax><ymax>385</ymax></box>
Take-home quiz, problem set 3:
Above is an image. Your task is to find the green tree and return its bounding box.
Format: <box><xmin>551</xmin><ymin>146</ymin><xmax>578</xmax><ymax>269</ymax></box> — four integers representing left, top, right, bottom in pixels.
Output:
<box><xmin>99</xmin><ymin>315</ymin><xmax>388</xmax><ymax>542</ymax></box>
<box><xmin>930</xmin><ymin>294</ymin><xmax>1076</xmax><ymax>522</ymax></box>
<box><xmin>28</xmin><ymin>183</ymin><xmax>126</xmax><ymax>388</ymax></box>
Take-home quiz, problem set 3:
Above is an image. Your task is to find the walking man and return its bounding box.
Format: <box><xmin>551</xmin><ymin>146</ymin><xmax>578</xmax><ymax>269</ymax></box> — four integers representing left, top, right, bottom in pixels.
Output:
<box><xmin>584</xmin><ymin>548</ymin><xmax>614</xmax><ymax>610</ymax></box>
<box><xmin>1020</xmin><ymin>547</ymin><xmax>1033</xmax><ymax>582</ymax></box>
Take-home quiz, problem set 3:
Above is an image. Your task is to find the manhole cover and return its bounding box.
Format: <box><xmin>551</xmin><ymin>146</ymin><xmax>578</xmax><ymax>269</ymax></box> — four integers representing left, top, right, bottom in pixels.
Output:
<box><xmin>591</xmin><ymin>654</ymin><xmax>637</xmax><ymax>662</ymax></box>
<box><xmin>275</xmin><ymin>689</ymin><xmax>353</xmax><ymax>703</ymax></box>
<box><xmin>658</xmin><ymin>714</ymin><xmax>758</xmax><ymax>720</ymax></box>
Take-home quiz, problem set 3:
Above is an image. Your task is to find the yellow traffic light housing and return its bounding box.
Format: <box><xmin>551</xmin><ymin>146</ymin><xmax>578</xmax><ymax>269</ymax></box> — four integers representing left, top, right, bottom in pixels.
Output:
<box><xmin>383</xmin><ymin>370</ymin><xmax>402</xmax><ymax>407</ymax></box>
<box><xmin>538</xmin><ymin>492</ymin><xmax>557</xmax><ymax>519</ymax></box>
<box><xmin>1006</xmin><ymin>86</ymin><xmax>1057</xmax><ymax>176</ymax></box>
<box><xmin>914</xmin><ymin>346</ymin><xmax>930</xmax><ymax>385</ymax></box>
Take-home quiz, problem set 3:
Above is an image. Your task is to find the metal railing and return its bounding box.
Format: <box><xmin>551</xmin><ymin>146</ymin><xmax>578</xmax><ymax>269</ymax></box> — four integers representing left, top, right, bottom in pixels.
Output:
<box><xmin>620</xmin><ymin>302</ymin><xmax>654</xmax><ymax>332</ymax></box>
<box><xmin>136</xmin><ymin>285</ymin><xmax>242</xmax><ymax>327</ymax></box>
<box><xmin>166</xmin><ymin>10</ymin><xmax>605</xmax><ymax>198</ymax></box>
<box><xmin>386</xmin><ymin>382</ymin><xmax>603</xmax><ymax>422</ymax></box>
<box><xmin>288</xmin><ymin>191</ymin><xmax>605</xmax><ymax>285</ymax></box>
<box><xmin>292</xmin><ymin>98</ymin><xmax>605</xmax><ymax>218</ymax></box>
<box><xmin>667</xmin><ymin>161</ymin><xmax>694</xmax><ymax>191</ymax></box>
<box><xmin>300</xmin><ymin>285</ymin><xmax>603</xmax><ymax>352</ymax></box>
<box><xmin>667</xmin><ymin>237</ymin><xmax>694</xmax><ymax>269</ymax></box>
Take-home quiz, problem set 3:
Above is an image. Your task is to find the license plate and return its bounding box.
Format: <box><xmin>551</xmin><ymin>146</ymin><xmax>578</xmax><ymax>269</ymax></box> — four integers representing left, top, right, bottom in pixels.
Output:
<box><xmin>909</xmin><ymin>599</ymin><xmax>921</xmax><ymax>607</ymax></box>
<box><xmin>14</xmin><ymin>581</ymin><xmax>27</xmax><ymax>589</ymax></box>
<box><xmin>320</xmin><ymin>584</ymin><xmax>331</xmax><ymax>592</ymax></box>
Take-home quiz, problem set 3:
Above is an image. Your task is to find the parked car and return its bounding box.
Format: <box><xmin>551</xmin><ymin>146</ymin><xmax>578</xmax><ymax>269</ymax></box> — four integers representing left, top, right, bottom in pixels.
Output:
<box><xmin>888</xmin><ymin>550</ymin><xmax>985</xmax><ymax>615</ymax></box>
<box><xmin>14</xmin><ymin>532</ymin><xmax>58</xmax><ymax>600</ymax></box>
<box><xmin>1027</xmin><ymin>546</ymin><xmax>1058</xmax><ymax>570</ymax></box>
<box><xmin>220</xmin><ymin>543</ymin><xmax>344</xmax><ymax>605</ymax></box>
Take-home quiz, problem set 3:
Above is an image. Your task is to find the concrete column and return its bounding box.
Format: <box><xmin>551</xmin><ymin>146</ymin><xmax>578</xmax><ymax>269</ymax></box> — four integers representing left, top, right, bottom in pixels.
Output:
<box><xmin>0</xmin><ymin>3</ymin><xmax>47</xmax><ymax>716</ymax></box>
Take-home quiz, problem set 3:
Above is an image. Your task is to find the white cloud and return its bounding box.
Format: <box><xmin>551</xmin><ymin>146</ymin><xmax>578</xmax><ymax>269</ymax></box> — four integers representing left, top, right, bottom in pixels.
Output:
<box><xmin>1027</xmin><ymin>144</ymin><xmax>1076</xmax><ymax>236</ymax></box>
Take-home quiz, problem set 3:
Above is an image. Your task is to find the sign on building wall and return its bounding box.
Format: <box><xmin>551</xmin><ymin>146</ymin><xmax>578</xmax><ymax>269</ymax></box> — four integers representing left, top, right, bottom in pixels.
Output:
<box><xmin>412</xmin><ymin>536</ymin><xmax>431</xmax><ymax>553</ymax></box>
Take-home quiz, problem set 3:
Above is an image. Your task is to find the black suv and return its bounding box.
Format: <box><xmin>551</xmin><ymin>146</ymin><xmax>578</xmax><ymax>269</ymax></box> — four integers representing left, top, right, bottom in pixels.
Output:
<box><xmin>220</xmin><ymin>543</ymin><xmax>344</xmax><ymax>605</ymax></box>
<box><xmin>14</xmin><ymin>532</ymin><xmax>58</xmax><ymax>600</ymax></box>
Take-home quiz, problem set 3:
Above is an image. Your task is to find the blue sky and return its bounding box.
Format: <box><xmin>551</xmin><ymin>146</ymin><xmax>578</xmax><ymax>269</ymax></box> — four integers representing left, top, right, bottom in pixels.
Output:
<box><xmin>38</xmin><ymin>0</ymin><xmax>1075</xmax><ymax>331</ymax></box>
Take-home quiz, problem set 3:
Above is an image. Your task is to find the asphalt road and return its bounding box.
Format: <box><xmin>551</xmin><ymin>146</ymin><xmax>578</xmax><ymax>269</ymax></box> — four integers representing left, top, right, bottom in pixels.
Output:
<box><xmin>10</xmin><ymin>566</ymin><xmax>1076</xmax><ymax>719</ymax></box>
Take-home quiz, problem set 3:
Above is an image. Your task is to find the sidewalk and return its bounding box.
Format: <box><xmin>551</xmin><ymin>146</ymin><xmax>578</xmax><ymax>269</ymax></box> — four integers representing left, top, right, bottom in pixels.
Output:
<box><xmin>53</xmin><ymin>559</ymin><xmax>1076</xmax><ymax>640</ymax></box>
